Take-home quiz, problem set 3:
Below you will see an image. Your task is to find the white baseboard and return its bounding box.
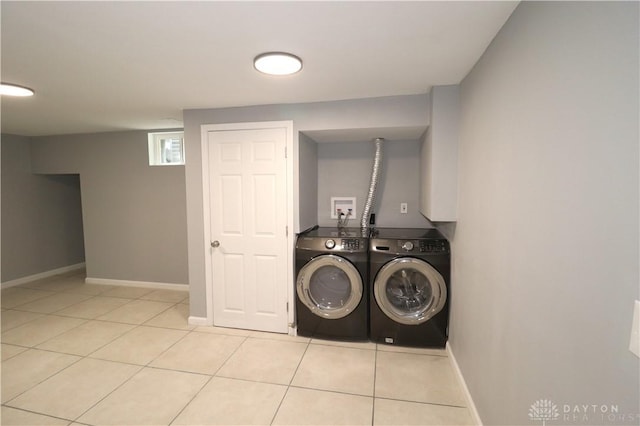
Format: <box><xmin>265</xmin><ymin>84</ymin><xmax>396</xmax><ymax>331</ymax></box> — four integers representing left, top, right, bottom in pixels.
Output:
<box><xmin>446</xmin><ymin>341</ymin><xmax>483</xmax><ymax>426</ymax></box>
<box><xmin>85</xmin><ymin>277</ymin><xmax>188</xmax><ymax>292</ymax></box>
<box><xmin>188</xmin><ymin>316</ymin><xmax>210</xmax><ymax>326</ymax></box>
<box><xmin>2</xmin><ymin>263</ymin><xmax>86</xmax><ymax>289</ymax></box>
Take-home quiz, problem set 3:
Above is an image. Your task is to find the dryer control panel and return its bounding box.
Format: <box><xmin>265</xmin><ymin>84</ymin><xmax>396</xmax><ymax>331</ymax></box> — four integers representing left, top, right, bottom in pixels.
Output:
<box><xmin>323</xmin><ymin>238</ymin><xmax>361</xmax><ymax>251</ymax></box>
<box><xmin>419</xmin><ymin>240</ymin><xmax>448</xmax><ymax>253</ymax></box>
<box><xmin>297</xmin><ymin>236</ymin><xmax>367</xmax><ymax>253</ymax></box>
<box><xmin>342</xmin><ymin>238</ymin><xmax>361</xmax><ymax>251</ymax></box>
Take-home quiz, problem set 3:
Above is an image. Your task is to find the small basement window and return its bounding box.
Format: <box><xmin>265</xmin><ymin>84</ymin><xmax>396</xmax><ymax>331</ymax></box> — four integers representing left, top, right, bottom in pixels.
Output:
<box><xmin>148</xmin><ymin>131</ymin><xmax>185</xmax><ymax>165</ymax></box>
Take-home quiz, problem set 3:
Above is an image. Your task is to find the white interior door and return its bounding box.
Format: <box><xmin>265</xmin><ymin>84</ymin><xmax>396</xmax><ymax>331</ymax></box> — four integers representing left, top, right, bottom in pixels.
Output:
<box><xmin>208</xmin><ymin>127</ymin><xmax>288</xmax><ymax>333</ymax></box>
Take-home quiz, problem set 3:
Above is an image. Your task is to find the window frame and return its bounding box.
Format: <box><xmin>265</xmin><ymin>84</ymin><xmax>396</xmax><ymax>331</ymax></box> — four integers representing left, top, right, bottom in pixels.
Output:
<box><xmin>148</xmin><ymin>131</ymin><xmax>185</xmax><ymax>166</ymax></box>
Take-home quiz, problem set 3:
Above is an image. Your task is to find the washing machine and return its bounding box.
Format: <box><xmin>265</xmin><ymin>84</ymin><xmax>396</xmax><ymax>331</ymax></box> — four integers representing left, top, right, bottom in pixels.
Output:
<box><xmin>295</xmin><ymin>227</ymin><xmax>369</xmax><ymax>340</ymax></box>
<box><xmin>369</xmin><ymin>228</ymin><xmax>450</xmax><ymax>347</ymax></box>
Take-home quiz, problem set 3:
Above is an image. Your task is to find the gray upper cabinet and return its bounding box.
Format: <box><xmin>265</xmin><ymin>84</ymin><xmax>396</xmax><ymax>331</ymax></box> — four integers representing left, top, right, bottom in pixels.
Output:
<box><xmin>420</xmin><ymin>85</ymin><xmax>460</xmax><ymax>222</ymax></box>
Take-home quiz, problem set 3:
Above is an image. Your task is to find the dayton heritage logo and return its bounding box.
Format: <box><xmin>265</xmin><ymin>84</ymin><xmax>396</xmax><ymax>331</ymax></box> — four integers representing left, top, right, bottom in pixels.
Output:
<box><xmin>529</xmin><ymin>399</ymin><xmax>560</xmax><ymax>426</ymax></box>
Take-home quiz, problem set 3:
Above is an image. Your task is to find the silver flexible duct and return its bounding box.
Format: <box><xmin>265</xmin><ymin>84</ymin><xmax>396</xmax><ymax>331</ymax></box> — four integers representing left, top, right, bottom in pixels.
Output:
<box><xmin>361</xmin><ymin>138</ymin><xmax>384</xmax><ymax>230</ymax></box>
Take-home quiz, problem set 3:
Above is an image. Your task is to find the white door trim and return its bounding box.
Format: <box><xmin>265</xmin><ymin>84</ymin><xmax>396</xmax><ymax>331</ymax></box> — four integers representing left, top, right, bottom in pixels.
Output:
<box><xmin>200</xmin><ymin>121</ymin><xmax>295</xmax><ymax>334</ymax></box>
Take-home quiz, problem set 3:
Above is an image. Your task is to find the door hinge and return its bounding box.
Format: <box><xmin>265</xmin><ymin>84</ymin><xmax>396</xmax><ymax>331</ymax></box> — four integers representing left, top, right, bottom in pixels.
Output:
<box><xmin>286</xmin><ymin>302</ymin><xmax>289</xmax><ymax>313</ymax></box>
<box><xmin>286</xmin><ymin>225</ymin><xmax>289</xmax><ymax>236</ymax></box>
<box><xmin>285</xmin><ymin>146</ymin><xmax>287</xmax><ymax>158</ymax></box>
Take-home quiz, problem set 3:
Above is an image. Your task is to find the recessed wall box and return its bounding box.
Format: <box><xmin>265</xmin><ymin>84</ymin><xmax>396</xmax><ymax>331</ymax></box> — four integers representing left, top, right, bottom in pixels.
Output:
<box><xmin>331</xmin><ymin>197</ymin><xmax>356</xmax><ymax>219</ymax></box>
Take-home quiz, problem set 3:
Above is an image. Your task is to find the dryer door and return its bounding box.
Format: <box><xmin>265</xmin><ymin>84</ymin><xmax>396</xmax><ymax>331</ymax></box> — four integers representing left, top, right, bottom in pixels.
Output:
<box><xmin>296</xmin><ymin>254</ymin><xmax>363</xmax><ymax>319</ymax></box>
<box><xmin>374</xmin><ymin>257</ymin><xmax>446</xmax><ymax>325</ymax></box>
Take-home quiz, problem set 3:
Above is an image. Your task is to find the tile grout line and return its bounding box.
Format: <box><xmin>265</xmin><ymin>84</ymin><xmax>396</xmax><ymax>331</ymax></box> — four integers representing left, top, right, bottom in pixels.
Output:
<box><xmin>10</xmin><ymin>289</ymin><xmax>156</xmax><ymax>354</ymax></box>
<box><xmin>0</xmin><ymin>404</ymin><xmax>76</xmax><ymax>424</ymax></box>
<box><xmin>0</xmin><ymin>290</ymin><xmax>62</xmax><ymax>311</ymax></box>
<box><xmin>82</xmin><ymin>299</ymin><xmax>193</xmax><ymax>368</ymax></box>
<box><xmin>4</xmin><ymin>292</ymin><xmax>145</xmax><ymax>422</ymax></box>
<box><xmin>166</xmin><ymin>373</ymin><xmax>216</xmax><ymax>426</ymax></box>
<box><xmin>75</xmin><ymin>319</ymin><xmax>213</xmax><ymax>425</ymax></box>
<box><xmin>166</xmin><ymin>333</ymin><xmax>252</xmax><ymax>426</ymax></box>
<box><xmin>62</xmin><ymin>290</ymin><xmax>180</xmax><ymax>425</ymax></box>
<box><xmin>3</xmin><ymin>281</ymin><xmax>130</xmax><ymax>324</ymax></box>
<box><xmin>374</xmin><ymin>395</ymin><xmax>469</xmax><ymax>409</ymax></box>
<box><xmin>141</xmin><ymin>315</ymin><xmax>198</xmax><ymax>368</ymax></box>
<box><xmin>285</xmin><ymin>383</ymin><xmax>375</xmax><ymax>400</ymax></box>
<box><xmin>2</xmin><ymin>344</ymin><xmax>86</xmax><ymax>416</ymax></box>
<box><xmin>2</xmin><ymin>314</ymin><xmax>91</xmax><ymax>353</ymax></box>
<box><xmin>0</xmin><ymin>310</ymin><xmax>46</xmax><ymax>334</ymax></box>
<box><xmin>1</xmin><ymin>281</ymin><xmax>187</xmax><ymax>424</ymax></box>
<box><xmin>4</xmin><ymin>279</ymin><xmax>470</xmax><ymax>425</ymax></box>
<box><xmin>371</xmin><ymin>346</ymin><xmax>378</xmax><ymax>426</ymax></box>
<box><xmin>1</xmin><ymin>281</ymin><xmax>182</xmax><ymax>412</ymax></box>
<box><xmin>269</xmin><ymin>337</ymin><xmax>312</xmax><ymax>425</ymax></box>
<box><xmin>68</xmin><ymin>362</ymin><xmax>145</xmax><ymax>424</ymax></box>
<box><xmin>1</xmin><ymin>280</ymin><xmax>129</xmax><ymax>350</ymax></box>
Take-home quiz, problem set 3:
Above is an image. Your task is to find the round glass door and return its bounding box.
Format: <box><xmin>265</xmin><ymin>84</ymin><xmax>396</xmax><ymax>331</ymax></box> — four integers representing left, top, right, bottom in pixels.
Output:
<box><xmin>297</xmin><ymin>254</ymin><xmax>363</xmax><ymax>319</ymax></box>
<box><xmin>374</xmin><ymin>257</ymin><xmax>446</xmax><ymax>325</ymax></box>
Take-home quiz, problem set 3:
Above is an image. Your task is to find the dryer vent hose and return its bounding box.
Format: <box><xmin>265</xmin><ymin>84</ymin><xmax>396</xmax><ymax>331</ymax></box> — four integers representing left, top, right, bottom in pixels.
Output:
<box><xmin>361</xmin><ymin>138</ymin><xmax>384</xmax><ymax>230</ymax></box>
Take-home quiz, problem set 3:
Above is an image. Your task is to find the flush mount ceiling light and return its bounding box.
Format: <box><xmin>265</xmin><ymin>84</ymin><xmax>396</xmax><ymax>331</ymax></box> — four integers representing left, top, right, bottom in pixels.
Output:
<box><xmin>254</xmin><ymin>52</ymin><xmax>302</xmax><ymax>76</ymax></box>
<box><xmin>0</xmin><ymin>82</ymin><xmax>35</xmax><ymax>97</ymax></box>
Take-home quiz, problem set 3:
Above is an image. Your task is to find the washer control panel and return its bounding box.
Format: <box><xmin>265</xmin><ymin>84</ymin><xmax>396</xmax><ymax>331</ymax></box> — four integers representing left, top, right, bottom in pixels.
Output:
<box><xmin>369</xmin><ymin>238</ymin><xmax>449</xmax><ymax>255</ymax></box>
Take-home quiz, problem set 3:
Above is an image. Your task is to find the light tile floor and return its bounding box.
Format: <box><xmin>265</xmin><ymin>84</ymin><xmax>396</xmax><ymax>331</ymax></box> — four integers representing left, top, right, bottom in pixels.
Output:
<box><xmin>1</xmin><ymin>271</ymin><xmax>474</xmax><ymax>425</ymax></box>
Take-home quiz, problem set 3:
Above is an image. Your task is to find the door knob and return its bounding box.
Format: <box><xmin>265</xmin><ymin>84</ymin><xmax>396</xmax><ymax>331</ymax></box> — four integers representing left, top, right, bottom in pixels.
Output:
<box><xmin>211</xmin><ymin>240</ymin><xmax>220</xmax><ymax>248</ymax></box>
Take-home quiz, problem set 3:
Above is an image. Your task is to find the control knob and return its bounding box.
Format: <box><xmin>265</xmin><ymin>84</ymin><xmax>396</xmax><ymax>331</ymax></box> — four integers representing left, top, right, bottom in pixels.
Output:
<box><xmin>325</xmin><ymin>239</ymin><xmax>336</xmax><ymax>249</ymax></box>
<box><xmin>402</xmin><ymin>241</ymin><xmax>414</xmax><ymax>251</ymax></box>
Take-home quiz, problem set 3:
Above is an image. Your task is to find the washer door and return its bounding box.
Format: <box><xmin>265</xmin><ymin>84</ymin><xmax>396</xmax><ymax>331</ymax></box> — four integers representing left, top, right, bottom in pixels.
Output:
<box><xmin>297</xmin><ymin>254</ymin><xmax>363</xmax><ymax>319</ymax></box>
<box><xmin>374</xmin><ymin>257</ymin><xmax>446</xmax><ymax>325</ymax></box>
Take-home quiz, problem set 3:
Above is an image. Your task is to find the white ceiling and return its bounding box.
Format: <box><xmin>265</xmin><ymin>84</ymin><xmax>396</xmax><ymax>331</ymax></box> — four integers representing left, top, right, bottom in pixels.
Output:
<box><xmin>1</xmin><ymin>1</ymin><xmax>518</xmax><ymax>137</ymax></box>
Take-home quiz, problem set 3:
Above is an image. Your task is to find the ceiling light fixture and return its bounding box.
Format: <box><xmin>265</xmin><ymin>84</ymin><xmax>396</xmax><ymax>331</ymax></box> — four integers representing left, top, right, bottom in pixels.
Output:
<box><xmin>254</xmin><ymin>52</ymin><xmax>302</xmax><ymax>76</ymax></box>
<box><xmin>0</xmin><ymin>82</ymin><xmax>35</xmax><ymax>97</ymax></box>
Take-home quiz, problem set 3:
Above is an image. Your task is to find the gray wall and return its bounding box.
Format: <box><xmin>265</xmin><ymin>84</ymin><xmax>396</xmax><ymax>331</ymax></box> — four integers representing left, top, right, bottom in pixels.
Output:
<box><xmin>1</xmin><ymin>134</ymin><xmax>85</xmax><ymax>282</ymax></box>
<box><xmin>184</xmin><ymin>95</ymin><xmax>429</xmax><ymax>318</ymax></box>
<box><xmin>317</xmin><ymin>139</ymin><xmax>432</xmax><ymax>228</ymax></box>
<box><xmin>298</xmin><ymin>132</ymin><xmax>318</xmax><ymax>231</ymax></box>
<box><xmin>30</xmin><ymin>130</ymin><xmax>188</xmax><ymax>285</ymax></box>
<box><xmin>449</xmin><ymin>2</ymin><xmax>639</xmax><ymax>424</ymax></box>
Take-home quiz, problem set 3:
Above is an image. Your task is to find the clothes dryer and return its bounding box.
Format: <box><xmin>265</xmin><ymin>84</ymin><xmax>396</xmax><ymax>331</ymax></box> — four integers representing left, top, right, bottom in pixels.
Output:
<box><xmin>295</xmin><ymin>227</ymin><xmax>369</xmax><ymax>340</ymax></box>
<box><xmin>369</xmin><ymin>228</ymin><xmax>450</xmax><ymax>347</ymax></box>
